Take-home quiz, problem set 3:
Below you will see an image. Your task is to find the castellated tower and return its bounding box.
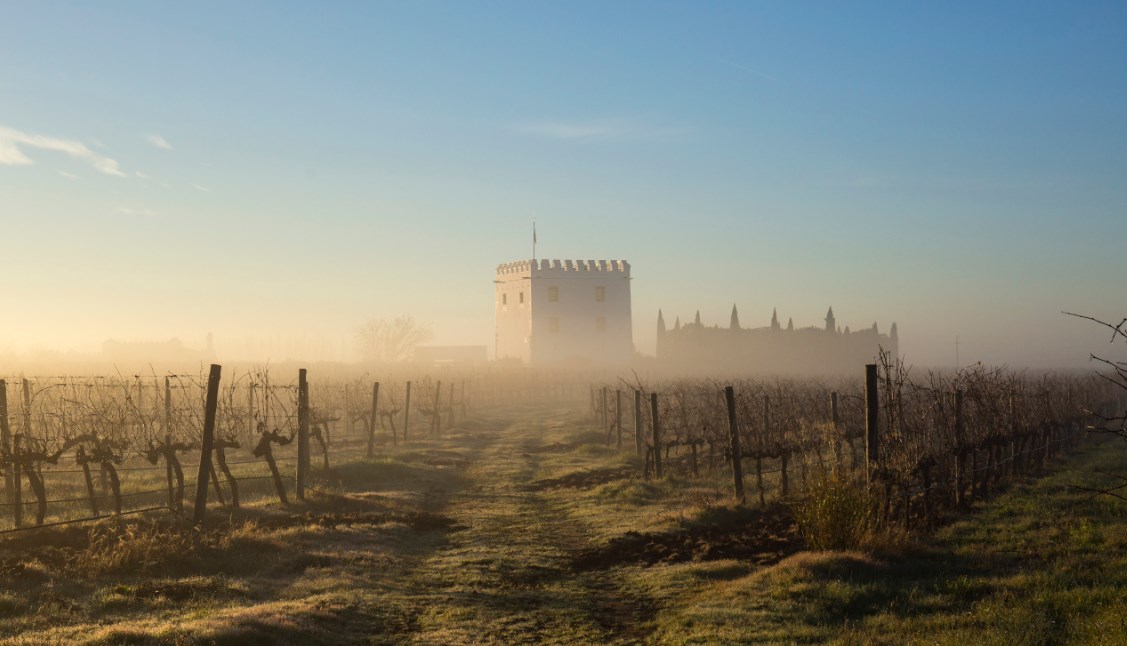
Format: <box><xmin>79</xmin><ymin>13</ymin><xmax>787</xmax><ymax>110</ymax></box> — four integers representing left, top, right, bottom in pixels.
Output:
<box><xmin>495</xmin><ymin>259</ymin><xmax>633</xmax><ymax>365</ymax></box>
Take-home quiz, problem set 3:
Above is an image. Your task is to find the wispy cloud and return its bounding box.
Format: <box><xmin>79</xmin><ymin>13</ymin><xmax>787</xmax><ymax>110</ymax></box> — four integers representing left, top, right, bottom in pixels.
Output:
<box><xmin>719</xmin><ymin>58</ymin><xmax>776</xmax><ymax>81</ymax></box>
<box><xmin>135</xmin><ymin>170</ymin><xmax>150</xmax><ymax>179</ymax></box>
<box><xmin>58</xmin><ymin>170</ymin><xmax>78</xmax><ymax>179</ymax></box>
<box><xmin>0</xmin><ymin>124</ymin><xmax>125</xmax><ymax>176</ymax></box>
<box><xmin>192</xmin><ymin>184</ymin><xmax>212</xmax><ymax>193</ymax></box>
<box><xmin>146</xmin><ymin>133</ymin><xmax>172</xmax><ymax>150</ymax></box>
<box><xmin>114</xmin><ymin>207</ymin><xmax>160</xmax><ymax>217</ymax></box>
<box><xmin>512</xmin><ymin>119</ymin><xmax>690</xmax><ymax>142</ymax></box>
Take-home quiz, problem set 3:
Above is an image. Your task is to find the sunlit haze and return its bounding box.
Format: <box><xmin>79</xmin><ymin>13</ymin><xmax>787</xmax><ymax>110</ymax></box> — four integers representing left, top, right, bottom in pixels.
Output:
<box><xmin>2</xmin><ymin>2</ymin><xmax>1124</xmax><ymax>367</ymax></box>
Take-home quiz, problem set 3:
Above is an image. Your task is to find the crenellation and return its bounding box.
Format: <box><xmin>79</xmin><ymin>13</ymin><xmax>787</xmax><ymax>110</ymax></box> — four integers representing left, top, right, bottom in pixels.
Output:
<box><xmin>496</xmin><ymin>259</ymin><xmax>631</xmax><ymax>276</ymax></box>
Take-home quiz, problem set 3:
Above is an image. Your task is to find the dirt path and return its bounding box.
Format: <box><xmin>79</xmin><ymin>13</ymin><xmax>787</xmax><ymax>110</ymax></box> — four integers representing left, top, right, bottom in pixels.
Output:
<box><xmin>402</xmin><ymin>408</ymin><xmax>654</xmax><ymax>645</ymax></box>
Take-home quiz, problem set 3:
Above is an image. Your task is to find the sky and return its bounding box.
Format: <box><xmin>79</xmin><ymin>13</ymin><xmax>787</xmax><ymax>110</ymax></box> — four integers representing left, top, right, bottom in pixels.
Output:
<box><xmin>1</xmin><ymin>1</ymin><xmax>1124</xmax><ymax>367</ymax></box>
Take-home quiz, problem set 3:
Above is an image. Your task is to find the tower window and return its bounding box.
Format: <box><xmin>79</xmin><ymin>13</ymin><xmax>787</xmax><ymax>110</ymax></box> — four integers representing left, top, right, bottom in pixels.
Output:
<box><xmin>548</xmin><ymin>286</ymin><xmax>559</xmax><ymax>302</ymax></box>
<box><xmin>549</xmin><ymin>317</ymin><xmax>560</xmax><ymax>333</ymax></box>
<box><xmin>595</xmin><ymin>286</ymin><xmax>605</xmax><ymax>302</ymax></box>
<box><xmin>520</xmin><ymin>291</ymin><xmax>524</xmax><ymax>304</ymax></box>
<box><xmin>502</xmin><ymin>293</ymin><xmax>507</xmax><ymax>305</ymax></box>
<box><xmin>596</xmin><ymin>317</ymin><xmax>606</xmax><ymax>332</ymax></box>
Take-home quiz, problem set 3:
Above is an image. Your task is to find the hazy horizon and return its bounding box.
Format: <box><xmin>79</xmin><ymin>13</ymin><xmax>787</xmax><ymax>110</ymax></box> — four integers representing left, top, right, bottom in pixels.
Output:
<box><xmin>2</xmin><ymin>2</ymin><xmax>1124</xmax><ymax>369</ymax></box>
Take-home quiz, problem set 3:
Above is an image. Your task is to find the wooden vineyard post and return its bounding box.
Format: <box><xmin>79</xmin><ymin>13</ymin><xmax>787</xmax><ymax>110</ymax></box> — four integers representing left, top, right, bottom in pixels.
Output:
<box><xmin>634</xmin><ymin>389</ymin><xmax>643</xmax><ymax>456</ymax></box>
<box><xmin>865</xmin><ymin>364</ymin><xmax>879</xmax><ymax>483</ymax></box>
<box><xmin>193</xmin><ymin>364</ymin><xmax>222</xmax><ymax>524</ymax></box>
<box><xmin>650</xmin><ymin>393</ymin><xmax>663</xmax><ymax>478</ymax></box>
<box><xmin>448</xmin><ymin>382</ymin><xmax>455</xmax><ymax>425</ymax></box>
<box><xmin>750</xmin><ymin>455</ymin><xmax>765</xmax><ymax>507</ymax></box>
<box><xmin>21</xmin><ymin>379</ymin><xmax>31</xmax><ymax>440</ymax></box>
<box><xmin>1014</xmin><ymin>390</ymin><xmax>1023</xmax><ymax>475</ymax></box>
<box><xmin>432</xmin><ymin>380</ymin><xmax>442</xmax><ymax>437</ymax></box>
<box><xmin>0</xmin><ymin>380</ymin><xmax>10</xmax><ymax>504</ymax></box>
<box><xmin>17</xmin><ymin>380</ymin><xmax>30</xmax><ymax>522</ymax></box>
<box><xmin>725</xmin><ymin>386</ymin><xmax>745</xmax><ymax>502</ymax></box>
<box><xmin>164</xmin><ymin>377</ymin><xmax>173</xmax><ymax>435</ymax></box>
<box><xmin>247</xmin><ymin>381</ymin><xmax>256</xmax><ymax>438</ymax></box>
<box><xmin>460</xmin><ymin>381</ymin><xmax>467</xmax><ymax>419</ymax></box>
<box><xmin>601</xmin><ymin>387</ymin><xmax>609</xmax><ymax>443</ymax></box>
<box><xmin>165</xmin><ymin>433</ymin><xmax>175</xmax><ymax>508</ymax></box>
<box><xmin>12</xmin><ymin>434</ymin><xmax>21</xmax><ymax>528</ymax></box>
<box><xmin>296</xmin><ymin>368</ymin><xmax>309</xmax><ymax>502</ymax></box>
<box><xmin>615</xmin><ymin>389</ymin><xmax>623</xmax><ymax>449</ymax></box>
<box><xmin>1040</xmin><ymin>391</ymin><xmax>1051</xmax><ymax>467</ymax></box>
<box><xmin>164</xmin><ymin>376</ymin><xmax>174</xmax><ymax>509</ymax></box>
<box><xmin>368</xmin><ymin>382</ymin><xmax>380</xmax><ymax>458</ymax></box>
<box><xmin>18</xmin><ymin>379</ymin><xmax>31</xmax><ymax>523</ymax></box>
<box><xmin>345</xmin><ymin>385</ymin><xmax>353</xmax><ymax>438</ymax></box>
<box><xmin>403</xmin><ymin>381</ymin><xmax>412</xmax><ymax>443</ymax></box>
<box><xmin>954</xmin><ymin>388</ymin><xmax>964</xmax><ymax>507</ymax></box>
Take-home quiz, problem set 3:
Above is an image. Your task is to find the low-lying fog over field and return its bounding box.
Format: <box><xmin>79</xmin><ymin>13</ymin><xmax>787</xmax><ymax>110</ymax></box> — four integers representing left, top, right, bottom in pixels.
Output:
<box><xmin>1</xmin><ymin>2</ymin><xmax>1124</xmax><ymax>644</ymax></box>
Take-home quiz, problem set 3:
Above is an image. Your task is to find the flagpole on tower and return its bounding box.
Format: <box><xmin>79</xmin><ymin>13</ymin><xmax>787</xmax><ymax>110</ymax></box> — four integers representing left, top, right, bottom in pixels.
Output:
<box><xmin>532</xmin><ymin>220</ymin><xmax>537</xmax><ymax>261</ymax></box>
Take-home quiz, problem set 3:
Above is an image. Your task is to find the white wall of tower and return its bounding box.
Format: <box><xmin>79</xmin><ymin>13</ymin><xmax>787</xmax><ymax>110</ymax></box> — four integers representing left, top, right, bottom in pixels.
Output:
<box><xmin>495</xmin><ymin>259</ymin><xmax>633</xmax><ymax>365</ymax></box>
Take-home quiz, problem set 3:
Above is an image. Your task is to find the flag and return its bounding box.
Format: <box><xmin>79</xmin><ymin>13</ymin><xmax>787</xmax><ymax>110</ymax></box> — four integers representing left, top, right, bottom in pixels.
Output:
<box><xmin>533</xmin><ymin>222</ymin><xmax>537</xmax><ymax>245</ymax></box>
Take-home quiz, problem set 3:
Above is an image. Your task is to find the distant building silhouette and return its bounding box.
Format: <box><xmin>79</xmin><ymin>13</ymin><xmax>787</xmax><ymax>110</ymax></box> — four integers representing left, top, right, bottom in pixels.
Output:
<box><xmin>495</xmin><ymin>259</ymin><xmax>633</xmax><ymax>365</ymax></box>
<box><xmin>656</xmin><ymin>305</ymin><xmax>897</xmax><ymax>373</ymax></box>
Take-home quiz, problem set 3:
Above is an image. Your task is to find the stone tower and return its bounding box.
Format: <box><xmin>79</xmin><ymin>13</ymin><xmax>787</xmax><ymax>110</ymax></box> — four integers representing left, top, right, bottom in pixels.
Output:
<box><xmin>495</xmin><ymin>259</ymin><xmax>633</xmax><ymax>365</ymax></box>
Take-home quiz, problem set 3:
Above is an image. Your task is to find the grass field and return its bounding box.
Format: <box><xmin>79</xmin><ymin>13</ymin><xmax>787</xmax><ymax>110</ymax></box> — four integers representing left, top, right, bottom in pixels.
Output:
<box><xmin>0</xmin><ymin>405</ymin><xmax>1123</xmax><ymax>644</ymax></box>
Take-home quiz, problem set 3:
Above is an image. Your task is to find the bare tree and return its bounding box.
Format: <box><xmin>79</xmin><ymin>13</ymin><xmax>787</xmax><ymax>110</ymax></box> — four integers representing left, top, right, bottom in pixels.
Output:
<box><xmin>355</xmin><ymin>316</ymin><xmax>434</xmax><ymax>363</ymax></box>
<box><xmin>1063</xmin><ymin>312</ymin><xmax>1127</xmax><ymax>502</ymax></box>
<box><xmin>1064</xmin><ymin>312</ymin><xmax>1126</xmax><ymax>439</ymax></box>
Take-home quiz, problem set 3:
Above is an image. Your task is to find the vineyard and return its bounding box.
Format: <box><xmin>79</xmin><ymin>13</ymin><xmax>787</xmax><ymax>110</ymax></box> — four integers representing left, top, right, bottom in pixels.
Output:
<box><xmin>0</xmin><ymin>357</ymin><xmax>1118</xmax><ymax>537</ymax></box>
<box><xmin>0</xmin><ymin>367</ymin><xmax>589</xmax><ymax>533</ymax></box>
<box><xmin>0</xmin><ymin>360</ymin><xmax>1122</xmax><ymax>643</ymax></box>
<box><xmin>593</xmin><ymin>356</ymin><xmax>1122</xmax><ymax>530</ymax></box>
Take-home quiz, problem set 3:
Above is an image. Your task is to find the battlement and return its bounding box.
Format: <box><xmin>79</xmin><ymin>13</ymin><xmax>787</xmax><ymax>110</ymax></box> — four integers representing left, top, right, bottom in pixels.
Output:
<box><xmin>495</xmin><ymin>259</ymin><xmax>630</xmax><ymax>276</ymax></box>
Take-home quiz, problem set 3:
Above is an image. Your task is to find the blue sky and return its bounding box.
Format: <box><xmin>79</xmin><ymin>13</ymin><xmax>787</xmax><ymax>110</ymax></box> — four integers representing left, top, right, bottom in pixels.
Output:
<box><xmin>1</xmin><ymin>1</ymin><xmax>1124</xmax><ymax>365</ymax></box>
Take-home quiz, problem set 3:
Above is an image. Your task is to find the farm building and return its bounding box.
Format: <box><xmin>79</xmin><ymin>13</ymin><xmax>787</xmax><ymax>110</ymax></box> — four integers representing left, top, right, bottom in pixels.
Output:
<box><xmin>494</xmin><ymin>259</ymin><xmax>633</xmax><ymax>365</ymax></box>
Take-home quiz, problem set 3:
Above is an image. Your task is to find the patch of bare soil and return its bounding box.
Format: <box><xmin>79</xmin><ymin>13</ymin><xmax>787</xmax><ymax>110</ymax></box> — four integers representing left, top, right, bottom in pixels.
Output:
<box><xmin>524</xmin><ymin>466</ymin><xmax>637</xmax><ymax>492</ymax></box>
<box><xmin>571</xmin><ymin>503</ymin><xmax>802</xmax><ymax>570</ymax></box>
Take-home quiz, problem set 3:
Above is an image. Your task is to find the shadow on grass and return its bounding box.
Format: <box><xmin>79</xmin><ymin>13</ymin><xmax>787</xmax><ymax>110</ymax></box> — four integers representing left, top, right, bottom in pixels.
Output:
<box><xmin>574</xmin><ymin>502</ymin><xmax>802</xmax><ymax>570</ymax></box>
